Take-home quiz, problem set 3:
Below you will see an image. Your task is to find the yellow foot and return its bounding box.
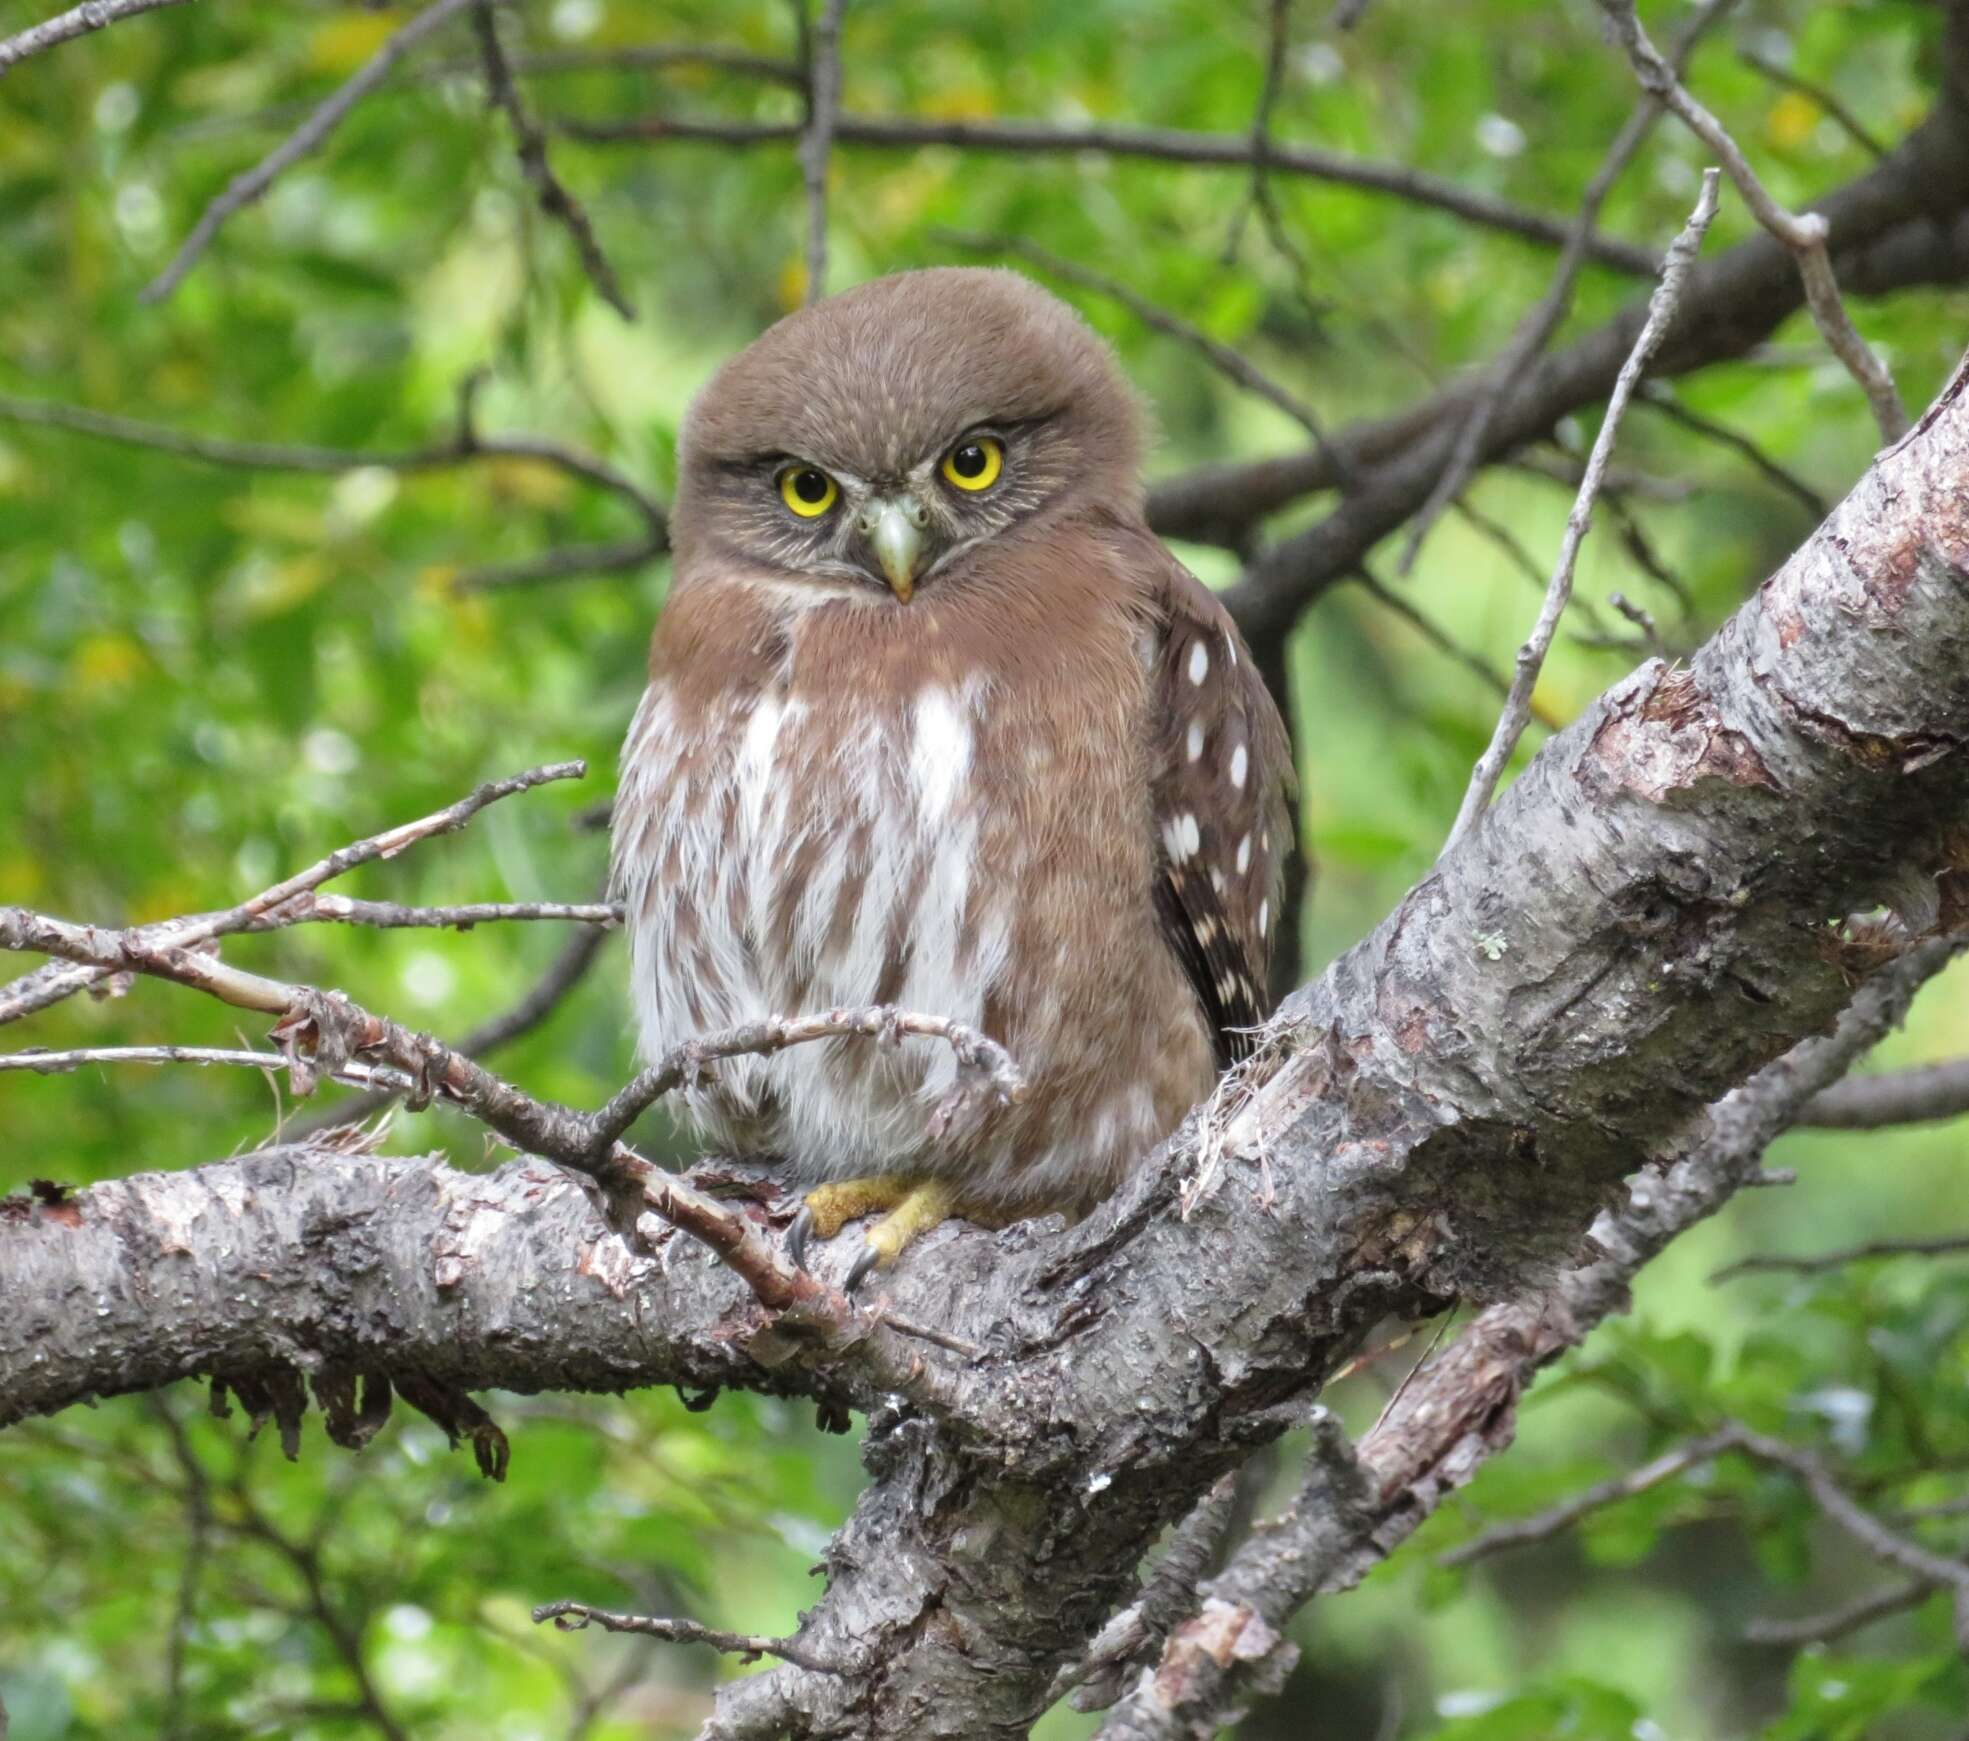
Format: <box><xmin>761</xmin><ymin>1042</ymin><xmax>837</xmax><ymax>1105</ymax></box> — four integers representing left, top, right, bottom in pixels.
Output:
<box><xmin>787</xmin><ymin>1177</ymin><xmax>1012</xmax><ymax>1290</ymax></box>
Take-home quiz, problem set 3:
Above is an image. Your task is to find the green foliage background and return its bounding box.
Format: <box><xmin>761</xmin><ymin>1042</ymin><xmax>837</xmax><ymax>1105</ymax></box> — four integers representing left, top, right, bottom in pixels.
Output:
<box><xmin>2</xmin><ymin>1</ymin><xmax>1967</xmax><ymax>1735</ymax></box>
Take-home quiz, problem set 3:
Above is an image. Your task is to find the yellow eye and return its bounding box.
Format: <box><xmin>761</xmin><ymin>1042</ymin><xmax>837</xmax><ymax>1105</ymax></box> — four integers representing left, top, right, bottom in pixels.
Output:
<box><xmin>778</xmin><ymin>464</ymin><xmax>839</xmax><ymax>518</ymax></box>
<box><xmin>940</xmin><ymin>436</ymin><xmax>1004</xmax><ymax>492</ymax></box>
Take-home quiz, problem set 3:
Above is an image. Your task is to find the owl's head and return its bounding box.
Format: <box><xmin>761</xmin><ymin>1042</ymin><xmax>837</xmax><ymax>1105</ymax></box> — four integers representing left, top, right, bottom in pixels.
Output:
<box><xmin>671</xmin><ymin>267</ymin><xmax>1143</xmax><ymax>603</ymax></box>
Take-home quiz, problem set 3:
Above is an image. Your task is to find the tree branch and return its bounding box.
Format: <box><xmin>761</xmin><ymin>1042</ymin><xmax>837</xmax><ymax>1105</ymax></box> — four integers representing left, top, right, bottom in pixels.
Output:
<box><xmin>556</xmin><ymin>110</ymin><xmax>1659</xmax><ymax>274</ymax></box>
<box><xmin>1443</xmin><ymin>171</ymin><xmax>1719</xmax><ymax>853</ymax></box>
<box><xmin>141</xmin><ymin>0</ymin><xmax>484</xmax><ymax>303</ymax></box>
<box><xmin>472</xmin><ymin>1</ymin><xmax>635</xmax><ymax>319</ymax></box>
<box><xmin>1598</xmin><ymin>0</ymin><xmax>1910</xmax><ymax>441</ymax></box>
<box><xmin>0</xmin><ymin>0</ymin><xmax>193</xmax><ymax>74</ymax></box>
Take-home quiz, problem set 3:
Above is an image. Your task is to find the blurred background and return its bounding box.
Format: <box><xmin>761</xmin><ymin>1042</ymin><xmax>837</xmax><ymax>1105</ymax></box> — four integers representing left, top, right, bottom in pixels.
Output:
<box><xmin>2</xmin><ymin>0</ymin><xmax>1968</xmax><ymax>1735</ymax></box>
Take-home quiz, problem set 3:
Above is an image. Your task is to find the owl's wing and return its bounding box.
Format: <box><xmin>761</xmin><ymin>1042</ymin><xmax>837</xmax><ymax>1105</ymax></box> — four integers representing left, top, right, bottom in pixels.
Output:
<box><xmin>1139</xmin><ymin>538</ymin><xmax>1295</xmax><ymax>1070</ymax></box>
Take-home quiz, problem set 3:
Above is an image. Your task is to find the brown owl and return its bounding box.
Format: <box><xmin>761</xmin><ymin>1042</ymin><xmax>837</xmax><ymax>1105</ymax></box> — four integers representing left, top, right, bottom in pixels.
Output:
<box><xmin>611</xmin><ymin>268</ymin><xmax>1291</xmax><ymax>1287</ymax></box>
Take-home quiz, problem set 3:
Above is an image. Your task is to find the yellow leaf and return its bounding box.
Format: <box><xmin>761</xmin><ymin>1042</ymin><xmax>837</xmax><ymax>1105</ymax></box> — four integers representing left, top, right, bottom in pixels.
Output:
<box><xmin>1766</xmin><ymin>90</ymin><xmax>1819</xmax><ymax>151</ymax></box>
<box><xmin>71</xmin><ymin>633</ymin><xmax>148</xmax><ymax>693</ymax></box>
<box><xmin>0</xmin><ymin>857</ymin><xmax>43</xmax><ymax>903</ymax></box>
<box><xmin>777</xmin><ymin>256</ymin><xmax>809</xmax><ymax>313</ymax></box>
<box><xmin>309</xmin><ymin>10</ymin><xmax>400</xmax><ymax>74</ymax></box>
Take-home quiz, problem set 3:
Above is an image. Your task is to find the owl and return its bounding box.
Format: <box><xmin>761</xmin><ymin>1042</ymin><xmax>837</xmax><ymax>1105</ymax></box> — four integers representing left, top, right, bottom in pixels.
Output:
<box><xmin>611</xmin><ymin>268</ymin><xmax>1291</xmax><ymax>1287</ymax></box>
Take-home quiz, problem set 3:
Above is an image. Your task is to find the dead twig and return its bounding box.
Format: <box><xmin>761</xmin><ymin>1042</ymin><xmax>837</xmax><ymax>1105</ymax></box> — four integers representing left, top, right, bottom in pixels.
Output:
<box><xmin>796</xmin><ymin>0</ymin><xmax>846</xmax><ymax>304</ymax></box>
<box><xmin>0</xmin><ymin>760</ymin><xmax>586</xmax><ymax>1029</ymax></box>
<box><xmin>472</xmin><ymin>2</ymin><xmax>635</xmax><ymax>319</ymax></box>
<box><xmin>142</xmin><ymin>0</ymin><xmax>484</xmax><ymax>303</ymax></box>
<box><xmin>1398</xmin><ymin>0</ymin><xmax>1730</xmax><ymax>579</ymax></box>
<box><xmin>533</xmin><ymin>1601</ymin><xmax>846</xmax><ymax>1675</ymax></box>
<box><xmin>1713</xmin><ymin>1233</ymin><xmax>1969</xmax><ymax>1283</ymax></box>
<box><xmin>1443</xmin><ymin>170</ymin><xmax>1721</xmax><ymax>854</ymax></box>
<box><xmin>0</xmin><ymin>0</ymin><xmax>193</xmax><ymax>74</ymax></box>
<box><xmin>1598</xmin><ymin>0</ymin><xmax>1909</xmax><ymax>442</ymax></box>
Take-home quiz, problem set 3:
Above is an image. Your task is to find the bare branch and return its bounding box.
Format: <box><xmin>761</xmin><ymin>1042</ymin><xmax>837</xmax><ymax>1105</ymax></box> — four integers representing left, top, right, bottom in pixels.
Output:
<box><xmin>534</xmin><ymin>1601</ymin><xmax>845</xmax><ymax>1675</ymax></box>
<box><xmin>1713</xmin><ymin>1233</ymin><xmax>1969</xmax><ymax>1283</ymax></box>
<box><xmin>797</xmin><ymin>0</ymin><xmax>846</xmax><ymax>304</ymax></box>
<box><xmin>0</xmin><ymin>0</ymin><xmax>193</xmax><ymax>74</ymax></box>
<box><xmin>141</xmin><ymin>0</ymin><xmax>482</xmax><ymax>302</ymax></box>
<box><xmin>1438</xmin><ymin>1428</ymin><xmax>1740</xmax><ymax>1569</ymax></box>
<box><xmin>1348</xmin><ymin>567</ymin><xmax>1562</xmax><ymax>726</ymax></box>
<box><xmin>556</xmin><ymin>111</ymin><xmax>1659</xmax><ymax>276</ymax></box>
<box><xmin>472</xmin><ymin>40</ymin><xmax>804</xmax><ymax>86</ymax></box>
<box><xmin>0</xmin><ymin>391</ymin><xmax>669</xmax><ymax>585</ymax></box>
<box><xmin>242</xmin><ymin>895</ymin><xmax>620</xmax><ymax>932</ymax></box>
<box><xmin>1799</xmin><ymin>1056</ymin><xmax>1969</xmax><ymax>1129</ymax></box>
<box><xmin>1397</xmin><ymin>0</ymin><xmax>1729</xmax><ymax>578</ymax></box>
<box><xmin>472</xmin><ymin>2</ymin><xmax>635</xmax><ymax>319</ymax></box>
<box><xmin>0</xmin><ymin>760</ymin><xmax>586</xmax><ymax>1028</ymax></box>
<box><xmin>1736</xmin><ymin>46</ymin><xmax>1888</xmax><ymax>160</ymax></box>
<box><xmin>1599</xmin><ymin>0</ymin><xmax>1909</xmax><ymax>442</ymax></box>
<box><xmin>1743</xmin><ymin>1577</ymin><xmax>1934</xmax><ymax>1647</ymax></box>
<box><xmin>1637</xmin><ymin>385</ymin><xmax>1831</xmax><ymax>519</ymax></box>
<box><xmin>1443</xmin><ymin>170</ymin><xmax>1720</xmax><ymax>854</ymax></box>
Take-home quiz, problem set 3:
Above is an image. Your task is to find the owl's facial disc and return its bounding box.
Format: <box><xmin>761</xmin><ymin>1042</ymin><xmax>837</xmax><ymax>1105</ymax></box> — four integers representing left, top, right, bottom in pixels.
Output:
<box><xmin>858</xmin><ymin>493</ymin><xmax>930</xmax><ymax>600</ymax></box>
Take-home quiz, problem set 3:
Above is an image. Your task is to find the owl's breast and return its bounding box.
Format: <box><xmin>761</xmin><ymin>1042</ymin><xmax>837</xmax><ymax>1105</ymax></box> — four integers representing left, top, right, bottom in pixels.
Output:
<box><xmin>613</xmin><ymin>667</ymin><xmax>1015</xmax><ymax>1169</ymax></box>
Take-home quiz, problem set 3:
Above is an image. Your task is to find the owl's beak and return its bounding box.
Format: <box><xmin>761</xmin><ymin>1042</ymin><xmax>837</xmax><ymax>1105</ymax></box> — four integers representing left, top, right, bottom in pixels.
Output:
<box><xmin>861</xmin><ymin>496</ymin><xmax>927</xmax><ymax>602</ymax></box>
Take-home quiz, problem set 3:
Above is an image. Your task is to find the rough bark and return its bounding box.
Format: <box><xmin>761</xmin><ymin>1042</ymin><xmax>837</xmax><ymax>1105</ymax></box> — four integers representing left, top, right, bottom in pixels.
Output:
<box><xmin>4</xmin><ymin>359</ymin><xmax>1968</xmax><ymax>1736</ymax></box>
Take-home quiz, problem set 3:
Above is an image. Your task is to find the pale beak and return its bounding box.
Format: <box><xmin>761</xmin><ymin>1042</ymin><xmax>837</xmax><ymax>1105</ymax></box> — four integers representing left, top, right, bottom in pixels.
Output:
<box><xmin>861</xmin><ymin>495</ymin><xmax>928</xmax><ymax>601</ymax></box>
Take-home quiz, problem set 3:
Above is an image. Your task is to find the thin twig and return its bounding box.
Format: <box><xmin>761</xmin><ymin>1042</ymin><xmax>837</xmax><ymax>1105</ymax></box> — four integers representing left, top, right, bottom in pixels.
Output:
<box><xmin>1799</xmin><ymin>1056</ymin><xmax>1969</xmax><ymax>1129</ymax></box>
<box><xmin>533</xmin><ymin>1601</ymin><xmax>845</xmax><ymax>1675</ymax></box>
<box><xmin>1637</xmin><ymin>386</ymin><xmax>1830</xmax><ymax>519</ymax></box>
<box><xmin>472</xmin><ymin>2</ymin><xmax>635</xmax><ymax>319</ymax></box>
<box><xmin>584</xmin><ymin>1004</ymin><xmax>1026</xmax><ymax>1154</ymax></box>
<box><xmin>287</xmin><ymin>918</ymin><xmax>610</xmax><ymax>1138</ymax></box>
<box><xmin>0</xmin><ymin>390</ymin><xmax>669</xmax><ymax>588</ymax></box>
<box><xmin>243</xmin><ymin>895</ymin><xmax>621</xmax><ymax>932</ymax></box>
<box><xmin>432</xmin><ymin>40</ymin><xmax>805</xmax><ymax>87</ymax></box>
<box><xmin>1743</xmin><ymin>1577</ymin><xmax>1934</xmax><ymax>1647</ymax></box>
<box><xmin>0</xmin><ymin>0</ymin><xmax>193</xmax><ymax>74</ymax></box>
<box><xmin>556</xmin><ymin>111</ymin><xmax>1658</xmax><ymax>276</ymax></box>
<box><xmin>1349</xmin><ymin>567</ymin><xmax>1563</xmax><ymax>726</ymax></box>
<box><xmin>1442</xmin><ymin>170</ymin><xmax>1720</xmax><ymax>854</ymax></box>
<box><xmin>1736</xmin><ymin>47</ymin><xmax>1887</xmax><ymax>160</ymax></box>
<box><xmin>1397</xmin><ymin>0</ymin><xmax>1730</xmax><ymax>578</ymax></box>
<box><xmin>0</xmin><ymin>760</ymin><xmax>586</xmax><ymax>1028</ymax></box>
<box><xmin>141</xmin><ymin>0</ymin><xmax>483</xmax><ymax>303</ymax></box>
<box><xmin>797</xmin><ymin>0</ymin><xmax>846</xmax><ymax>304</ymax></box>
<box><xmin>1713</xmin><ymin>1234</ymin><xmax>1969</xmax><ymax>1283</ymax></box>
<box><xmin>0</xmin><ymin>1045</ymin><xmax>409</xmax><ymax>1085</ymax></box>
<box><xmin>1598</xmin><ymin>0</ymin><xmax>1909</xmax><ymax>442</ymax></box>
<box><xmin>1439</xmin><ymin>1428</ymin><xmax>1739</xmax><ymax>1567</ymax></box>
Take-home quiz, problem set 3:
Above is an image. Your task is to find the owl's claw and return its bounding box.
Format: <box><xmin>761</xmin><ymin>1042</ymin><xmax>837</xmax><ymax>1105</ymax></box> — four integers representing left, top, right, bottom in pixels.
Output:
<box><xmin>785</xmin><ymin>1205</ymin><xmax>817</xmax><ymax>1273</ymax></box>
<box><xmin>843</xmin><ymin>1241</ymin><xmax>883</xmax><ymax>1294</ymax></box>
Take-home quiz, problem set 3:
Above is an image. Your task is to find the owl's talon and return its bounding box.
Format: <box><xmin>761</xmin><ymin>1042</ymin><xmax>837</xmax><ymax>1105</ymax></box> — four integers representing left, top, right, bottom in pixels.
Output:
<box><xmin>786</xmin><ymin>1205</ymin><xmax>817</xmax><ymax>1272</ymax></box>
<box><xmin>843</xmin><ymin>1241</ymin><xmax>883</xmax><ymax>1293</ymax></box>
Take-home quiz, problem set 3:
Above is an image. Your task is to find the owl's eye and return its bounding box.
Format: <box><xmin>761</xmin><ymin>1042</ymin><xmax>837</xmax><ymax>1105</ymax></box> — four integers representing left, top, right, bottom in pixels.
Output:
<box><xmin>940</xmin><ymin>437</ymin><xmax>1004</xmax><ymax>493</ymax></box>
<box><xmin>777</xmin><ymin>464</ymin><xmax>839</xmax><ymax>518</ymax></box>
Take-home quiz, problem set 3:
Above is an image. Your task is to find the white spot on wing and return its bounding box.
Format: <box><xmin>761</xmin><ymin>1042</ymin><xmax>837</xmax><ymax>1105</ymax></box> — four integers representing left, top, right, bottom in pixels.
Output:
<box><xmin>1259</xmin><ymin>898</ymin><xmax>1270</xmax><ymax>936</ymax></box>
<box><xmin>1236</xmin><ymin>832</ymin><xmax>1252</xmax><ymax>875</ymax></box>
<box><xmin>1188</xmin><ymin>641</ymin><xmax>1209</xmax><ymax>686</ymax></box>
<box><xmin>1186</xmin><ymin>719</ymin><xmax>1205</xmax><ymax>763</ymax></box>
<box><xmin>1230</xmin><ymin>743</ymin><xmax>1248</xmax><ymax>789</ymax></box>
